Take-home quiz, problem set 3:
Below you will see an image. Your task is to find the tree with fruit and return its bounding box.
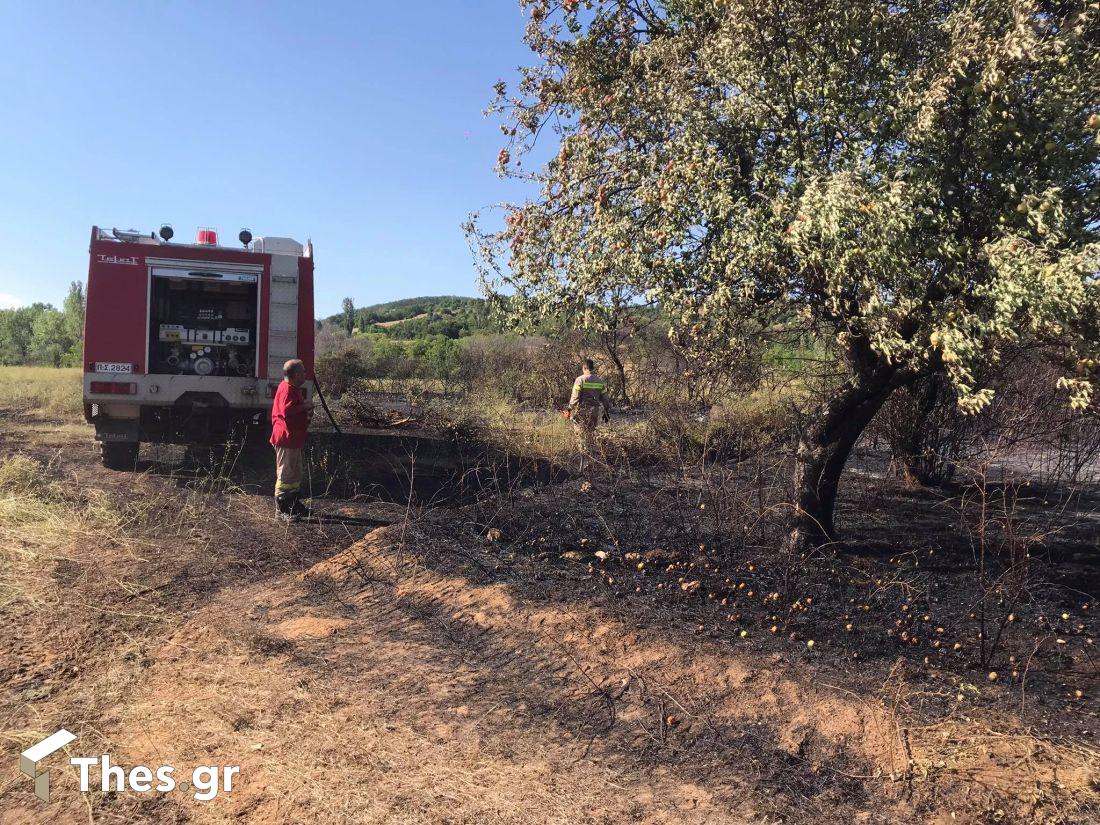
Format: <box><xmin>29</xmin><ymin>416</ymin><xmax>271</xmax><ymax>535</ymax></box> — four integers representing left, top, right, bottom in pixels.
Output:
<box><xmin>469</xmin><ymin>0</ymin><xmax>1100</xmax><ymax>550</ymax></box>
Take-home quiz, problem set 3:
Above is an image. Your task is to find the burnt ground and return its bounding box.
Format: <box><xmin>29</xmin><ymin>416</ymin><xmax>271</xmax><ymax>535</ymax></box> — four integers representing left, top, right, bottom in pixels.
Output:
<box><xmin>0</xmin><ymin>406</ymin><xmax>1097</xmax><ymax>824</ymax></box>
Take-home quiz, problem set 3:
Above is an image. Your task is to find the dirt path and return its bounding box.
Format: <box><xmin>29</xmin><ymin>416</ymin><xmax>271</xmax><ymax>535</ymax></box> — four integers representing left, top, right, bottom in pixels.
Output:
<box><xmin>1</xmin><ymin>421</ymin><xmax>1096</xmax><ymax>824</ymax></box>
<box><xmin>110</xmin><ymin>514</ymin><xmax>919</xmax><ymax>825</ymax></box>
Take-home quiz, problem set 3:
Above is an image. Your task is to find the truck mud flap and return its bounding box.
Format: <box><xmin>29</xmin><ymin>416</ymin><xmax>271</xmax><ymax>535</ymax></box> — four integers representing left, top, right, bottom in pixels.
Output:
<box><xmin>95</xmin><ymin>418</ymin><xmax>140</xmax><ymax>443</ymax></box>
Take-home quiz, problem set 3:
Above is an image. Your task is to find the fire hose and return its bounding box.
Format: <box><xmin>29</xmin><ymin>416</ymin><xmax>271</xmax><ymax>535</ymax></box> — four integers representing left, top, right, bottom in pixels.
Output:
<box><xmin>312</xmin><ymin>376</ymin><xmax>342</xmax><ymax>435</ymax></box>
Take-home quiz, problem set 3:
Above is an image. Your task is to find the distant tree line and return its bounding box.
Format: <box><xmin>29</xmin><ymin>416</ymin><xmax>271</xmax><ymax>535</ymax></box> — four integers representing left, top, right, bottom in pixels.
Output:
<box><xmin>314</xmin><ymin>326</ymin><xmax>463</xmax><ymax>394</ymax></box>
<box><xmin>0</xmin><ymin>282</ymin><xmax>85</xmax><ymax>367</ymax></box>
<box><xmin>320</xmin><ymin>294</ymin><xmax>684</xmax><ymax>404</ymax></box>
<box><xmin>331</xmin><ymin>296</ymin><xmax>492</xmax><ymax>341</ymax></box>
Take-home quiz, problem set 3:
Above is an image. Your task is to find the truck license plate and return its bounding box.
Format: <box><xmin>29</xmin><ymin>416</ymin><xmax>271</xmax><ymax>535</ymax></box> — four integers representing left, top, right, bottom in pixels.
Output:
<box><xmin>94</xmin><ymin>362</ymin><xmax>133</xmax><ymax>374</ymax></box>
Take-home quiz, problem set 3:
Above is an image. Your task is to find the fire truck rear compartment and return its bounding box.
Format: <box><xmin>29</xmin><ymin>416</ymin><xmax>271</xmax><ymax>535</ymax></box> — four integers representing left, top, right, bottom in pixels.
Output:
<box><xmin>149</xmin><ymin>274</ymin><xmax>258</xmax><ymax>377</ymax></box>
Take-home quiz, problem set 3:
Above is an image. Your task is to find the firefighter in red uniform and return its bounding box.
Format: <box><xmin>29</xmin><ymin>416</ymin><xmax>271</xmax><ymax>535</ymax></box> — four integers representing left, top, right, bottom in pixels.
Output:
<box><xmin>270</xmin><ymin>358</ymin><xmax>314</xmax><ymax>521</ymax></box>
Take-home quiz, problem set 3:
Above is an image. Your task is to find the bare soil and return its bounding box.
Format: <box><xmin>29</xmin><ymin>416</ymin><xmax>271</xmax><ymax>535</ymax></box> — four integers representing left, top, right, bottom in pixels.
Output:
<box><xmin>0</xmin><ymin>410</ymin><xmax>1097</xmax><ymax>824</ymax></box>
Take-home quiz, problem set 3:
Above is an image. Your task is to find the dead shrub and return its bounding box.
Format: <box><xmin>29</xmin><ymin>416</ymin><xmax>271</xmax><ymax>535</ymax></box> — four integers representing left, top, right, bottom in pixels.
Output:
<box><xmin>873</xmin><ymin>374</ymin><xmax>968</xmax><ymax>486</ymax></box>
<box><xmin>872</xmin><ymin>353</ymin><xmax>1100</xmax><ymax>489</ymax></box>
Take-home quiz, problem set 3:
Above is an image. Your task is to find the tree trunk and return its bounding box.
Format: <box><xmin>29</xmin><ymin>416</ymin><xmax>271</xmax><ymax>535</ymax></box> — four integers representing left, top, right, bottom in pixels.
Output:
<box><xmin>602</xmin><ymin>335</ymin><xmax>631</xmax><ymax>406</ymax></box>
<box><xmin>785</xmin><ymin>366</ymin><xmax>905</xmax><ymax>553</ymax></box>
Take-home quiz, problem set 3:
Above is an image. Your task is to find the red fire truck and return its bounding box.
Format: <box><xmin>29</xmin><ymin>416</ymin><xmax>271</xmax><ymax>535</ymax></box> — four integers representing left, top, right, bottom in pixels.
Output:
<box><xmin>83</xmin><ymin>225</ymin><xmax>315</xmax><ymax>469</ymax></box>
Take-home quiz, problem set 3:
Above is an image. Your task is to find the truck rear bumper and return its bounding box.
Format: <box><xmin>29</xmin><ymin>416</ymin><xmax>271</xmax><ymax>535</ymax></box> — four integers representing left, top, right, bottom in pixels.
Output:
<box><xmin>84</xmin><ymin>374</ymin><xmax>308</xmax><ymax>409</ymax></box>
<box><xmin>90</xmin><ymin>404</ymin><xmax>270</xmax><ymax>447</ymax></box>
<box><xmin>84</xmin><ymin>375</ymin><xmax>313</xmax><ymax>446</ymax></box>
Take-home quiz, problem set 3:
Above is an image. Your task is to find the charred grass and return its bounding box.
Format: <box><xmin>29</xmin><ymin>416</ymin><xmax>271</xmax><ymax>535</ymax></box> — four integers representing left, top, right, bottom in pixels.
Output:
<box><xmin>449</xmin><ymin>428</ymin><xmax>1100</xmax><ymax>821</ymax></box>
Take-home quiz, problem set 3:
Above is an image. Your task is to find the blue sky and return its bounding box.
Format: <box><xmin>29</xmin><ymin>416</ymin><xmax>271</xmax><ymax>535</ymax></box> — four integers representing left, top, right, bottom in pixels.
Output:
<box><xmin>0</xmin><ymin>1</ymin><xmax>535</xmax><ymax>316</ymax></box>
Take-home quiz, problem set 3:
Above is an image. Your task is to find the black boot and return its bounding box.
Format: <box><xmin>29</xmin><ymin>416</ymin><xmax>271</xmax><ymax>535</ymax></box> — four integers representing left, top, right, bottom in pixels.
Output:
<box><xmin>288</xmin><ymin>493</ymin><xmax>311</xmax><ymax>519</ymax></box>
<box><xmin>275</xmin><ymin>492</ymin><xmax>299</xmax><ymax>522</ymax></box>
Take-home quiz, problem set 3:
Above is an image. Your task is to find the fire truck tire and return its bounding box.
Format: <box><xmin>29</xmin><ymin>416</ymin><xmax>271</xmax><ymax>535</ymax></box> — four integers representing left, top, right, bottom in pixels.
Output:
<box><xmin>101</xmin><ymin>442</ymin><xmax>139</xmax><ymax>471</ymax></box>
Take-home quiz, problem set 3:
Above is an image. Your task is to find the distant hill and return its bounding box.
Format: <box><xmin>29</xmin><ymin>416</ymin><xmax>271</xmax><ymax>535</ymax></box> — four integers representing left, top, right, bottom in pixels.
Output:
<box><xmin>324</xmin><ymin>295</ymin><xmax>492</xmax><ymax>340</ymax></box>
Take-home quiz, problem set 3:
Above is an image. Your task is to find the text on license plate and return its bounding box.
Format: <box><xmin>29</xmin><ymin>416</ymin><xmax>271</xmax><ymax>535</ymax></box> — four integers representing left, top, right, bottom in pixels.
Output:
<box><xmin>94</xmin><ymin>362</ymin><xmax>133</xmax><ymax>374</ymax></box>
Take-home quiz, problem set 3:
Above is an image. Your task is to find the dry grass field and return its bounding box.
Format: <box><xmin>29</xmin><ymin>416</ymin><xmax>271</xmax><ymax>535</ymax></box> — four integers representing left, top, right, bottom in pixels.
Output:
<box><xmin>0</xmin><ymin>367</ymin><xmax>1097</xmax><ymax>824</ymax></box>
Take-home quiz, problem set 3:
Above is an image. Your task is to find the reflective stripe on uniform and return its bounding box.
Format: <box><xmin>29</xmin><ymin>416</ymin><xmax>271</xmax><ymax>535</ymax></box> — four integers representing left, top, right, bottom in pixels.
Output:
<box><xmin>581</xmin><ymin>382</ymin><xmax>605</xmax><ymax>390</ymax></box>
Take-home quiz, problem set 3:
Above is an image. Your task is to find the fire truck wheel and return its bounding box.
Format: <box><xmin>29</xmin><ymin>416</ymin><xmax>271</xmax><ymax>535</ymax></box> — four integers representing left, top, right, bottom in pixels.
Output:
<box><xmin>101</xmin><ymin>442</ymin><xmax>139</xmax><ymax>471</ymax></box>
